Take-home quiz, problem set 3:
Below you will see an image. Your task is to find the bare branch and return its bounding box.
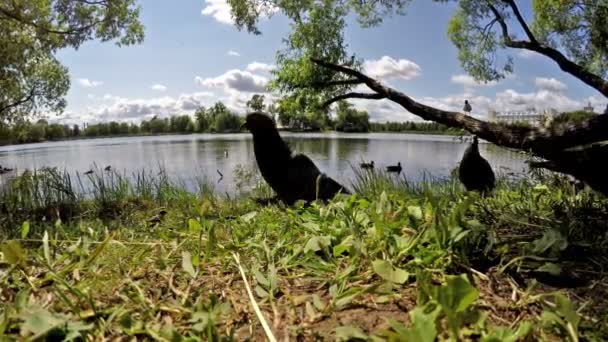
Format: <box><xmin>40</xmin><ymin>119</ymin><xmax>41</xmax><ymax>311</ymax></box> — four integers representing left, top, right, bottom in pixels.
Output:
<box><xmin>0</xmin><ymin>87</ymin><xmax>36</xmax><ymax>115</ymax></box>
<box><xmin>322</xmin><ymin>92</ymin><xmax>386</xmax><ymax>107</ymax></box>
<box><xmin>310</xmin><ymin>58</ymin><xmax>608</xmax><ymax>158</ymax></box>
<box><xmin>503</xmin><ymin>0</ymin><xmax>537</xmax><ymax>44</ymax></box>
<box><xmin>294</xmin><ymin>79</ymin><xmax>363</xmax><ymax>89</ymax></box>
<box><xmin>487</xmin><ymin>3</ymin><xmax>608</xmax><ymax>97</ymax></box>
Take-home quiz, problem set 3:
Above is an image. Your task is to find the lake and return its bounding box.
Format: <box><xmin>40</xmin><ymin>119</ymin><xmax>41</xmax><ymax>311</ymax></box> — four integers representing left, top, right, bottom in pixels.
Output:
<box><xmin>0</xmin><ymin>133</ymin><xmax>530</xmax><ymax>194</ymax></box>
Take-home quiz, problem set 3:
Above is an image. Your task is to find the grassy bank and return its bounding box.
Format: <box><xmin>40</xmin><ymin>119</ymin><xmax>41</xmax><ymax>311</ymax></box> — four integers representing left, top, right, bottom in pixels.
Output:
<box><xmin>1</xmin><ymin>167</ymin><xmax>607</xmax><ymax>340</ymax></box>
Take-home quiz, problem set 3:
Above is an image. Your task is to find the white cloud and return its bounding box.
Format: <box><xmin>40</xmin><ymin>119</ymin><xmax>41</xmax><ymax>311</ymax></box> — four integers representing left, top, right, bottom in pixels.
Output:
<box><xmin>195</xmin><ymin>69</ymin><xmax>269</xmax><ymax>93</ymax></box>
<box><xmin>534</xmin><ymin>77</ymin><xmax>567</xmax><ymax>92</ymax></box>
<box><xmin>227</xmin><ymin>50</ymin><xmax>240</xmax><ymax>57</ymax></box>
<box><xmin>150</xmin><ymin>84</ymin><xmax>168</xmax><ymax>92</ymax></box>
<box><xmin>246</xmin><ymin>61</ymin><xmax>275</xmax><ymax>73</ymax></box>
<box><xmin>451</xmin><ymin>74</ymin><xmax>498</xmax><ymax>88</ymax></box>
<box><xmin>201</xmin><ymin>0</ymin><xmax>278</xmax><ymax>25</ymax></box>
<box><xmin>362</xmin><ymin>56</ymin><xmax>421</xmax><ymax>81</ymax></box>
<box><xmin>77</xmin><ymin>78</ymin><xmax>103</xmax><ymax>88</ymax></box>
<box><xmin>201</xmin><ymin>0</ymin><xmax>233</xmax><ymax>24</ymax></box>
<box><xmin>63</xmin><ymin>91</ymin><xmax>216</xmax><ymax>124</ymax></box>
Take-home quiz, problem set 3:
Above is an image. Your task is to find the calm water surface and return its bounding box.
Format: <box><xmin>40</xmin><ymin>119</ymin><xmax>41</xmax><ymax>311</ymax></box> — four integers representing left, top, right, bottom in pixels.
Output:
<box><xmin>0</xmin><ymin>133</ymin><xmax>529</xmax><ymax>194</ymax></box>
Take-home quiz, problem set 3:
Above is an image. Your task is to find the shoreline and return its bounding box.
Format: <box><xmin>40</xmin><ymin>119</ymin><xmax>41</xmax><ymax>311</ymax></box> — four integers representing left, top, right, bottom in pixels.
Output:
<box><xmin>0</xmin><ymin>129</ymin><xmax>463</xmax><ymax>147</ymax></box>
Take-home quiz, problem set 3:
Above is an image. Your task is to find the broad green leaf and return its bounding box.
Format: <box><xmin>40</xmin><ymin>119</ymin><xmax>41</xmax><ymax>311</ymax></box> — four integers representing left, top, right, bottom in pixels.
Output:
<box><xmin>372</xmin><ymin>260</ymin><xmax>409</xmax><ymax>284</ymax></box>
<box><xmin>433</xmin><ymin>274</ymin><xmax>478</xmax><ymax>314</ymax></box>
<box><xmin>407</xmin><ymin>206</ymin><xmax>423</xmax><ymax>220</ymax></box>
<box><xmin>181</xmin><ymin>251</ymin><xmax>197</xmax><ymax>278</ymax></box>
<box><xmin>536</xmin><ymin>262</ymin><xmax>562</xmax><ymax>276</ymax></box>
<box><xmin>188</xmin><ymin>219</ymin><xmax>202</xmax><ymax>233</ymax></box>
<box><xmin>304</xmin><ymin>235</ymin><xmax>331</xmax><ymax>253</ymax></box>
<box><xmin>408</xmin><ymin>306</ymin><xmax>438</xmax><ymax>342</ymax></box>
<box><xmin>335</xmin><ymin>326</ymin><xmax>368</xmax><ymax>341</ymax></box>
<box><xmin>19</xmin><ymin>305</ymin><xmax>65</xmax><ymax>339</ymax></box>
<box><xmin>1</xmin><ymin>240</ymin><xmax>28</xmax><ymax>265</ymax></box>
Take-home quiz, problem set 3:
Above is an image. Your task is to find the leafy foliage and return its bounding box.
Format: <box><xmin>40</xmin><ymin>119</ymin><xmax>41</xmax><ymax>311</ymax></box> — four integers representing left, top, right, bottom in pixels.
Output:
<box><xmin>0</xmin><ymin>0</ymin><xmax>144</xmax><ymax>121</ymax></box>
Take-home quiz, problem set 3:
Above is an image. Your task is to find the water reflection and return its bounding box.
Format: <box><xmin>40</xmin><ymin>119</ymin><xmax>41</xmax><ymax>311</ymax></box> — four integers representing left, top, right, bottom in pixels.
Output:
<box><xmin>0</xmin><ymin>133</ymin><xmax>530</xmax><ymax>194</ymax></box>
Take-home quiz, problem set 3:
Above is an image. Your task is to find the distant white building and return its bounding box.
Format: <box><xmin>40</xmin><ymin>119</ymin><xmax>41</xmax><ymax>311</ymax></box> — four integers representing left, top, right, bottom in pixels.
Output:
<box><xmin>489</xmin><ymin>108</ymin><xmax>557</xmax><ymax>127</ymax></box>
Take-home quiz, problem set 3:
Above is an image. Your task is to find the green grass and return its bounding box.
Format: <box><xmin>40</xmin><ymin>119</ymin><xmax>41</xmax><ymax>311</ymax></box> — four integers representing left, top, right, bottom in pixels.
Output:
<box><xmin>1</xmin><ymin>166</ymin><xmax>607</xmax><ymax>341</ymax></box>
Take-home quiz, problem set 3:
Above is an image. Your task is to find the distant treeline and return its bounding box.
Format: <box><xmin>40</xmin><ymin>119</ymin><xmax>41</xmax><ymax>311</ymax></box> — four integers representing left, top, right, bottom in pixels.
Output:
<box><xmin>369</xmin><ymin>121</ymin><xmax>465</xmax><ymax>134</ymax></box>
<box><xmin>0</xmin><ymin>102</ymin><xmax>243</xmax><ymax>145</ymax></box>
<box><xmin>0</xmin><ymin>100</ymin><xmax>470</xmax><ymax>146</ymax></box>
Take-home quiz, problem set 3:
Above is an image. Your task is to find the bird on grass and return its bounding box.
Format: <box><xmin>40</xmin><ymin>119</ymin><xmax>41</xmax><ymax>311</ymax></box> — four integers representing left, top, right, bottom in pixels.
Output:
<box><xmin>458</xmin><ymin>136</ymin><xmax>495</xmax><ymax>194</ymax></box>
<box><xmin>360</xmin><ymin>161</ymin><xmax>374</xmax><ymax>170</ymax></box>
<box><xmin>242</xmin><ymin>111</ymin><xmax>350</xmax><ymax>206</ymax></box>
<box><xmin>386</xmin><ymin>162</ymin><xmax>402</xmax><ymax>174</ymax></box>
<box><xmin>147</xmin><ymin>209</ymin><xmax>168</xmax><ymax>227</ymax></box>
<box><xmin>84</xmin><ymin>169</ymin><xmax>94</xmax><ymax>175</ymax></box>
<box><xmin>463</xmin><ymin>100</ymin><xmax>472</xmax><ymax>113</ymax></box>
<box><xmin>104</xmin><ymin>165</ymin><xmax>112</xmax><ymax>171</ymax></box>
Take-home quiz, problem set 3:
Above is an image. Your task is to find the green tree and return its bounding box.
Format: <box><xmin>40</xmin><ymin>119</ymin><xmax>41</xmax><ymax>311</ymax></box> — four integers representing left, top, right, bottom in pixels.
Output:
<box><xmin>334</xmin><ymin>101</ymin><xmax>370</xmax><ymax>132</ymax></box>
<box><xmin>47</xmin><ymin>124</ymin><xmax>66</xmax><ymax>140</ymax></box>
<box><xmin>226</xmin><ymin>0</ymin><xmax>608</xmax><ymax>194</ymax></box>
<box><xmin>0</xmin><ymin>0</ymin><xmax>144</xmax><ymax>121</ymax></box>
<box><xmin>170</xmin><ymin>115</ymin><xmax>194</xmax><ymax>133</ymax></box>
<box><xmin>195</xmin><ymin>106</ymin><xmax>211</xmax><ymax>132</ymax></box>
<box><xmin>246</xmin><ymin>94</ymin><xmax>266</xmax><ymax>111</ymax></box>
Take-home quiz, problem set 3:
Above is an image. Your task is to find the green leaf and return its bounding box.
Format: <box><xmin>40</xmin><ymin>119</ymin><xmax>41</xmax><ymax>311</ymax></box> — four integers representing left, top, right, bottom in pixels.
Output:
<box><xmin>372</xmin><ymin>260</ymin><xmax>409</xmax><ymax>284</ymax></box>
<box><xmin>433</xmin><ymin>274</ymin><xmax>478</xmax><ymax>314</ymax></box>
<box><xmin>531</xmin><ymin>230</ymin><xmax>568</xmax><ymax>256</ymax></box>
<box><xmin>301</xmin><ymin>221</ymin><xmax>320</xmax><ymax>231</ymax></box>
<box><xmin>304</xmin><ymin>235</ymin><xmax>331</xmax><ymax>253</ymax></box>
<box><xmin>408</xmin><ymin>306</ymin><xmax>438</xmax><ymax>342</ymax></box>
<box><xmin>240</xmin><ymin>211</ymin><xmax>258</xmax><ymax>223</ymax></box>
<box><xmin>19</xmin><ymin>305</ymin><xmax>65</xmax><ymax>339</ymax></box>
<box><xmin>407</xmin><ymin>206</ymin><xmax>423</xmax><ymax>220</ymax></box>
<box><xmin>253</xmin><ymin>268</ymin><xmax>270</xmax><ymax>287</ymax></box>
<box><xmin>335</xmin><ymin>326</ymin><xmax>368</xmax><ymax>341</ymax></box>
<box><xmin>21</xmin><ymin>221</ymin><xmax>30</xmax><ymax>239</ymax></box>
<box><xmin>536</xmin><ymin>262</ymin><xmax>562</xmax><ymax>276</ymax></box>
<box><xmin>1</xmin><ymin>240</ymin><xmax>28</xmax><ymax>265</ymax></box>
<box><xmin>42</xmin><ymin>230</ymin><xmax>51</xmax><ymax>265</ymax></box>
<box><xmin>188</xmin><ymin>219</ymin><xmax>202</xmax><ymax>233</ymax></box>
<box><xmin>181</xmin><ymin>251</ymin><xmax>197</xmax><ymax>278</ymax></box>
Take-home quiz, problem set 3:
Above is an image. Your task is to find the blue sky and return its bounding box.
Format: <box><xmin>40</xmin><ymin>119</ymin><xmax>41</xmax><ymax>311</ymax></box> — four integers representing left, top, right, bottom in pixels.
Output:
<box><xmin>54</xmin><ymin>0</ymin><xmax>607</xmax><ymax>125</ymax></box>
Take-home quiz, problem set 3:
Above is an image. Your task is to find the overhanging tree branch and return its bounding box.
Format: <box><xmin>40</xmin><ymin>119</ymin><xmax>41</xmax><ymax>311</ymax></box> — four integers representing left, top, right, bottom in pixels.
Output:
<box><xmin>0</xmin><ymin>87</ymin><xmax>36</xmax><ymax>115</ymax></box>
<box><xmin>294</xmin><ymin>79</ymin><xmax>363</xmax><ymax>89</ymax></box>
<box><xmin>309</xmin><ymin>58</ymin><xmax>608</xmax><ymax>159</ymax></box>
<box><xmin>503</xmin><ymin>0</ymin><xmax>537</xmax><ymax>44</ymax></box>
<box><xmin>488</xmin><ymin>2</ymin><xmax>608</xmax><ymax>97</ymax></box>
<box><xmin>322</xmin><ymin>92</ymin><xmax>385</xmax><ymax>107</ymax></box>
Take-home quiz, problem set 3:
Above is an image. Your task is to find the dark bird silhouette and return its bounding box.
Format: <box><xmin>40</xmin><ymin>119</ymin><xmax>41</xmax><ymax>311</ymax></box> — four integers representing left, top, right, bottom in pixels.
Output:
<box><xmin>458</xmin><ymin>136</ymin><xmax>495</xmax><ymax>194</ymax></box>
<box><xmin>463</xmin><ymin>100</ymin><xmax>472</xmax><ymax>113</ymax></box>
<box><xmin>242</xmin><ymin>112</ymin><xmax>350</xmax><ymax>205</ymax></box>
<box><xmin>147</xmin><ymin>209</ymin><xmax>168</xmax><ymax>227</ymax></box>
<box><xmin>386</xmin><ymin>162</ymin><xmax>402</xmax><ymax>173</ymax></box>
<box><xmin>84</xmin><ymin>169</ymin><xmax>94</xmax><ymax>175</ymax></box>
<box><xmin>104</xmin><ymin>165</ymin><xmax>112</xmax><ymax>171</ymax></box>
<box><xmin>360</xmin><ymin>161</ymin><xmax>374</xmax><ymax>170</ymax></box>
